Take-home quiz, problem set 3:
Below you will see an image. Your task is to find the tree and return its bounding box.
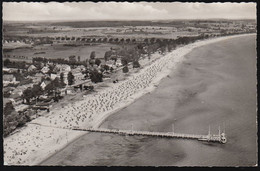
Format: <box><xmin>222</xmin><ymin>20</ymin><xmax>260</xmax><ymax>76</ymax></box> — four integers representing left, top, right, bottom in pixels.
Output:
<box><xmin>122</xmin><ymin>66</ymin><xmax>129</xmax><ymax>73</ymax></box>
<box><xmin>104</xmin><ymin>50</ymin><xmax>112</xmax><ymax>61</ymax></box>
<box><xmin>150</xmin><ymin>38</ymin><xmax>155</xmax><ymax>44</ymax></box>
<box><xmin>4</xmin><ymin>101</ymin><xmax>15</xmax><ymax>116</ymax></box>
<box><xmin>32</xmin><ymin>84</ymin><xmax>43</xmax><ymax>99</ymax></box>
<box><xmin>60</xmin><ymin>72</ymin><xmax>64</xmax><ymax>84</ymax></box>
<box><xmin>95</xmin><ymin>58</ymin><xmax>102</xmax><ymax>66</ymax></box>
<box><xmin>45</xmin><ymin>82</ymin><xmax>55</xmax><ymax>94</ymax></box>
<box><xmin>110</xmin><ymin>55</ymin><xmax>117</xmax><ymax>62</ymax></box>
<box><xmin>4</xmin><ymin>59</ymin><xmax>11</xmax><ymax>67</ymax></box>
<box><xmin>110</xmin><ymin>67</ymin><xmax>114</xmax><ymax>72</ymax></box>
<box><xmin>103</xmin><ymin>65</ymin><xmax>110</xmax><ymax>71</ymax></box>
<box><xmin>22</xmin><ymin>87</ymin><xmax>33</xmax><ymax>104</ymax></box>
<box><xmin>90</xmin><ymin>51</ymin><xmax>96</xmax><ymax>60</ymax></box>
<box><xmin>89</xmin><ymin>59</ymin><xmax>95</xmax><ymax>66</ymax></box>
<box><xmin>45</xmin><ymin>78</ymin><xmax>63</xmax><ymax>97</ymax></box>
<box><xmin>121</xmin><ymin>57</ymin><xmax>128</xmax><ymax>66</ymax></box>
<box><xmin>147</xmin><ymin>46</ymin><xmax>152</xmax><ymax>60</ymax></box>
<box><xmin>52</xmin><ymin>77</ymin><xmax>61</xmax><ymax>88</ymax></box>
<box><xmin>128</xmin><ymin>47</ymin><xmax>139</xmax><ymax>62</ymax></box>
<box><xmin>67</xmin><ymin>71</ymin><xmax>75</xmax><ymax>85</ymax></box>
<box><xmin>133</xmin><ymin>61</ymin><xmax>141</xmax><ymax>68</ymax></box>
<box><xmin>89</xmin><ymin>69</ymin><xmax>103</xmax><ymax>83</ymax></box>
<box><xmin>82</xmin><ymin>67</ymin><xmax>90</xmax><ymax>79</ymax></box>
<box><xmin>160</xmin><ymin>45</ymin><xmax>166</xmax><ymax>54</ymax></box>
<box><xmin>3</xmin><ymin>102</ymin><xmax>19</xmax><ymax>137</ymax></box>
<box><xmin>13</xmin><ymin>72</ymin><xmax>24</xmax><ymax>81</ymax></box>
<box><xmin>69</xmin><ymin>55</ymin><xmax>77</xmax><ymax>63</ymax></box>
<box><xmin>60</xmin><ymin>72</ymin><xmax>66</xmax><ymax>87</ymax></box>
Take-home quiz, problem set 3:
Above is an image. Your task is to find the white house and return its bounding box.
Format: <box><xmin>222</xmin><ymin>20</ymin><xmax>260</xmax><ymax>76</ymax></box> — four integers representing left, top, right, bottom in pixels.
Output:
<box><xmin>65</xmin><ymin>87</ymin><xmax>75</xmax><ymax>95</ymax></box>
<box><xmin>3</xmin><ymin>74</ymin><xmax>19</xmax><ymax>86</ymax></box>
<box><xmin>40</xmin><ymin>80</ymin><xmax>51</xmax><ymax>90</ymax></box>
<box><xmin>74</xmin><ymin>72</ymin><xmax>85</xmax><ymax>83</ymax></box>
<box><xmin>28</xmin><ymin>65</ymin><xmax>37</xmax><ymax>72</ymax></box>
<box><xmin>105</xmin><ymin>60</ymin><xmax>115</xmax><ymax>68</ymax></box>
<box><xmin>71</xmin><ymin>67</ymin><xmax>81</xmax><ymax>74</ymax></box>
<box><xmin>115</xmin><ymin>60</ymin><xmax>122</xmax><ymax>67</ymax></box>
<box><xmin>50</xmin><ymin>73</ymin><xmax>58</xmax><ymax>80</ymax></box>
<box><xmin>41</xmin><ymin>66</ymin><xmax>50</xmax><ymax>74</ymax></box>
<box><xmin>35</xmin><ymin>72</ymin><xmax>44</xmax><ymax>77</ymax></box>
<box><xmin>40</xmin><ymin>82</ymin><xmax>47</xmax><ymax>90</ymax></box>
<box><xmin>3</xmin><ymin>67</ymin><xmax>11</xmax><ymax>73</ymax></box>
<box><xmin>34</xmin><ymin>73</ymin><xmax>45</xmax><ymax>83</ymax></box>
<box><xmin>55</xmin><ymin>64</ymin><xmax>71</xmax><ymax>74</ymax></box>
<box><xmin>63</xmin><ymin>72</ymin><xmax>68</xmax><ymax>85</ymax></box>
<box><xmin>15</xmin><ymin>104</ymin><xmax>29</xmax><ymax>112</ymax></box>
<box><xmin>78</xmin><ymin>65</ymin><xmax>85</xmax><ymax>71</ymax></box>
<box><xmin>12</xmin><ymin>89</ymin><xmax>23</xmax><ymax>96</ymax></box>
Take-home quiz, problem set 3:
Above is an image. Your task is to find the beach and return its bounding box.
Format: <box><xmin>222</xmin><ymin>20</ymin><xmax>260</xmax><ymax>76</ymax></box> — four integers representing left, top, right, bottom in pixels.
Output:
<box><xmin>4</xmin><ymin>34</ymin><xmax>256</xmax><ymax>166</ymax></box>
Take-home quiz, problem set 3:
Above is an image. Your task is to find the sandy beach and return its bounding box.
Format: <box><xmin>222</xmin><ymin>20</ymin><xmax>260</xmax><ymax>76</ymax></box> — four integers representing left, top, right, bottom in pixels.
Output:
<box><xmin>4</xmin><ymin>33</ymin><xmax>255</xmax><ymax>165</ymax></box>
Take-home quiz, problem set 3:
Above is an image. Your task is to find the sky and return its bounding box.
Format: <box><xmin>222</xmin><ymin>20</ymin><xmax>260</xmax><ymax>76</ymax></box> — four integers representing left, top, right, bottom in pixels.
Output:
<box><xmin>3</xmin><ymin>2</ymin><xmax>257</xmax><ymax>21</ymax></box>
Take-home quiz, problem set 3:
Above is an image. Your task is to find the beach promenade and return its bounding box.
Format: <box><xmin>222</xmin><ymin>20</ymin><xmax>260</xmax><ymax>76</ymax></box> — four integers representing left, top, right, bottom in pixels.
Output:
<box><xmin>4</xmin><ymin>34</ymin><xmax>254</xmax><ymax>165</ymax></box>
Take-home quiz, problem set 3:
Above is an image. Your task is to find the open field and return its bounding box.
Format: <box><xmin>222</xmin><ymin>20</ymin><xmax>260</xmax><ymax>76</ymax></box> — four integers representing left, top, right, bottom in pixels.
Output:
<box><xmin>3</xmin><ymin>43</ymin><xmax>121</xmax><ymax>61</ymax></box>
<box><xmin>3</xmin><ymin>19</ymin><xmax>256</xmax><ymax>64</ymax></box>
<box><xmin>3</xmin><ymin>19</ymin><xmax>256</xmax><ymax>41</ymax></box>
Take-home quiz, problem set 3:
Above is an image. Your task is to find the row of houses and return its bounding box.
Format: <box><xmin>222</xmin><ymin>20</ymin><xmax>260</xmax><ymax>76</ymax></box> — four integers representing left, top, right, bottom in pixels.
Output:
<box><xmin>3</xmin><ymin>54</ymin><xmax>123</xmax><ymax>113</ymax></box>
<box><xmin>27</xmin><ymin>63</ymin><xmax>86</xmax><ymax>86</ymax></box>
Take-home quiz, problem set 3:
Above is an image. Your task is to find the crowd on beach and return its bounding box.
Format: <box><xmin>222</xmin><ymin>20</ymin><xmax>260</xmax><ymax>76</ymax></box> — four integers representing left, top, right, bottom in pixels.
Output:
<box><xmin>31</xmin><ymin>45</ymin><xmax>188</xmax><ymax>130</ymax></box>
<box><xmin>3</xmin><ymin>123</ymin><xmax>84</xmax><ymax>165</ymax></box>
<box><xmin>4</xmin><ymin>34</ymin><xmax>244</xmax><ymax>165</ymax></box>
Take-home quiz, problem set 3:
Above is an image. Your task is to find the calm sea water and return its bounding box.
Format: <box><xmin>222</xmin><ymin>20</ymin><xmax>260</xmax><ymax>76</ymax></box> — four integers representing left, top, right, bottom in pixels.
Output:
<box><xmin>41</xmin><ymin>35</ymin><xmax>257</xmax><ymax>166</ymax></box>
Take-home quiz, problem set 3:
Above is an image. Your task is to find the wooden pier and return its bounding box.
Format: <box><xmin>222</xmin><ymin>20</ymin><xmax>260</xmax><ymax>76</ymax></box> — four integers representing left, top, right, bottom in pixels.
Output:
<box><xmin>72</xmin><ymin>127</ymin><xmax>227</xmax><ymax>144</ymax></box>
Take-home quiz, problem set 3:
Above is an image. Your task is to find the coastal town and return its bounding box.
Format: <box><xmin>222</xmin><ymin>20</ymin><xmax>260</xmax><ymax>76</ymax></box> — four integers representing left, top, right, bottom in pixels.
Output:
<box><xmin>3</xmin><ymin>19</ymin><xmax>256</xmax><ymax>138</ymax></box>
<box><xmin>3</xmin><ymin>2</ymin><xmax>257</xmax><ymax>166</ymax></box>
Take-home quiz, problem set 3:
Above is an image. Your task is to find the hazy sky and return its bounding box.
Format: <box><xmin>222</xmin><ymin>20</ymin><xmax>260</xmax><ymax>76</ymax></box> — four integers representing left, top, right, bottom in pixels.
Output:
<box><xmin>3</xmin><ymin>2</ymin><xmax>256</xmax><ymax>21</ymax></box>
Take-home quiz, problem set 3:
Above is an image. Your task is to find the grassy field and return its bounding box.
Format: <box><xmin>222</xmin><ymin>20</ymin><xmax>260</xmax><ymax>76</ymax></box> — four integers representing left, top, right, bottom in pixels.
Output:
<box><xmin>3</xmin><ymin>43</ymin><xmax>121</xmax><ymax>61</ymax></box>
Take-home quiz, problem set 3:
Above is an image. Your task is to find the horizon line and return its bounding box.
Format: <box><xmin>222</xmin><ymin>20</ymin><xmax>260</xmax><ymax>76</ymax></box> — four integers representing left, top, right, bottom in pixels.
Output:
<box><xmin>3</xmin><ymin>18</ymin><xmax>257</xmax><ymax>23</ymax></box>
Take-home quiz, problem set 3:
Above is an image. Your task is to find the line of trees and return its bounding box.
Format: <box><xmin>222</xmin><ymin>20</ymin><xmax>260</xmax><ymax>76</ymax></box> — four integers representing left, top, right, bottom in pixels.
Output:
<box><xmin>67</xmin><ymin>72</ymin><xmax>75</xmax><ymax>85</ymax></box>
<box><xmin>118</xmin><ymin>34</ymin><xmax>213</xmax><ymax>73</ymax></box>
<box><xmin>3</xmin><ymin>101</ymin><xmax>31</xmax><ymax>137</ymax></box>
<box><xmin>3</xmin><ymin>59</ymin><xmax>27</xmax><ymax>69</ymax></box>
<box><xmin>32</xmin><ymin>57</ymin><xmax>87</xmax><ymax>67</ymax></box>
<box><xmin>89</xmin><ymin>69</ymin><xmax>103</xmax><ymax>83</ymax></box>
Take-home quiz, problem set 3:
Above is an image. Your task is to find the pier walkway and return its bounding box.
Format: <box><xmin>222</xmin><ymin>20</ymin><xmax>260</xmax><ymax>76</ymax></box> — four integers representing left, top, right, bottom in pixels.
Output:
<box><xmin>72</xmin><ymin>127</ymin><xmax>227</xmax><ymax>144</ymax></box>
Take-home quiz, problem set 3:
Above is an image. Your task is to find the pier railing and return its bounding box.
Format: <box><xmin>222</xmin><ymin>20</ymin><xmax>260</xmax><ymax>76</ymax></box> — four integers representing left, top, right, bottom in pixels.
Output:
<box><xmin>72</xmin><ymin>127</ymin><xmax>227</xmax><ymax>144</ymax></box>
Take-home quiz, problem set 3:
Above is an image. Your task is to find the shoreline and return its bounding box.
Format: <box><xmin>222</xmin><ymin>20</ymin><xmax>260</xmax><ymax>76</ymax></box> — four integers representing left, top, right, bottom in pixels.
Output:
<box><xmin>91</xmin><ymin>33</ymin><xmax>255</xmax><ymax>129</ymax></box>
<box><xmin>4</xmin><ymin>33</ymin><xmax>255</xmax><ymax>166</ymax></box>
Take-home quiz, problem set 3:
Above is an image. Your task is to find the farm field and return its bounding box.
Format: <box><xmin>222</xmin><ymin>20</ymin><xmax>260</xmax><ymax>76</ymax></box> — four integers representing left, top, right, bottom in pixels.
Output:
<box><xmin>3</xmin><ymin>43</ymin><xmax>121</xmax><ymax>61</ymax></box>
